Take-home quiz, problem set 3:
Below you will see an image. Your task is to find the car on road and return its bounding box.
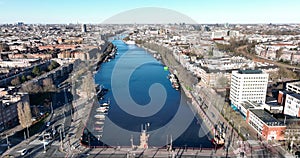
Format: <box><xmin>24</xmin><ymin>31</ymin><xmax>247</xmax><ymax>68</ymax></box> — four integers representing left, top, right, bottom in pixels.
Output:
<box><xmin>46</xmin><ymin>121</ymin><xmax>51</xmax><ymax>127</ymax></box>
<box><xmin>20</xmin><ymin>149</ymin><xmax>28</xmax><ymax>156</ymax></box>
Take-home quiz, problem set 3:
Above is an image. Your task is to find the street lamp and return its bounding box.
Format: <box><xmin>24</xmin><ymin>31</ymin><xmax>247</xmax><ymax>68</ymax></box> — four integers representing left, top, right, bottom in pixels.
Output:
<box><xmin>24</xmin><ymin>131</ymin><xmax>26</xmax><ymax>140</ymax></box>
<box><xmin>26</xmin><ymin>124</ymin><xmax>29</xmax><ymax>139</ymax></box>
<box><xmin>62</xmin><ymin>124</ymin><xmax>65</xmax><ymax>138</ymax></box>
<box><xmin>43</xmin><ymin>138</ymin><xmax>47</xmax><ymax>153</ymax></box>
<box><xmin>59</xmin><ymin>129</ymin><xmax>63</xmax><ymax>150</ymax></box>
<box><xmin>88</xmin><ymin>133</ymin><xmax>91</xmax><ymax>147</ymax></box>
<box><xmin>6</xmin><ymin>134</ymin><xmax>10</xmax><ymax>149</ymax></box>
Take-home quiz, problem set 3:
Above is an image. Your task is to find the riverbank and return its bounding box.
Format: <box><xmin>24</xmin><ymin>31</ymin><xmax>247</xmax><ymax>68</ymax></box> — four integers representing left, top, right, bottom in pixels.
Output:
<box><xmin>95</xmin><ymin>42</ymin><xmax>116</xmax><ymax>71</ymax></box>
<box><xmin>61</xmin><ymin>41</ymin><xmax>117</xmax><ymax>155</ymax></box>
<box><xmin>139</xmin><ymin>43</ymin><xmax>216</xmax><ymax>136</ymax></box>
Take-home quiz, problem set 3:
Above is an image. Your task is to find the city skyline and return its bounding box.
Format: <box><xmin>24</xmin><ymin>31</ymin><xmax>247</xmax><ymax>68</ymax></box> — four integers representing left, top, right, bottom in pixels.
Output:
<box><xmin>2</xmin><ymin>1</ymin><xmax>300</xmax><ymax>156</ymax></box>
<box><xmin>0</xmin><ymin>0</ymin><xmax>300</xmax><ymax>24</ymax></box>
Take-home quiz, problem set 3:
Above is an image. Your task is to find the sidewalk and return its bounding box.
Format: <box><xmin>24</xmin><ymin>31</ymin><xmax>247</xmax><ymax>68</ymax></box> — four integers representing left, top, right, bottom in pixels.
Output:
<box><xmin>59</xmin><ymin>97</ymin><xmax>90</xmax><ymax>156</ymax></box>
<box><xmin>0</xmin><ymin>125</ymin><xmax>22</xmax><ymax>139</ymax></box>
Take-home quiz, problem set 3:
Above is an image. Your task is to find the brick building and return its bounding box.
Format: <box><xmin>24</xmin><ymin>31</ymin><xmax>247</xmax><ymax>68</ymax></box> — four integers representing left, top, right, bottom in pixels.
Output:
<box><xmin>246</xmin><ymin>109</ymin><xmax>286</xmax><ymax>140</ymax></box>
<box><xmin>0</xmin><ymin>88</ymin><xmax>30</xmax><ymax>131</ymax></box>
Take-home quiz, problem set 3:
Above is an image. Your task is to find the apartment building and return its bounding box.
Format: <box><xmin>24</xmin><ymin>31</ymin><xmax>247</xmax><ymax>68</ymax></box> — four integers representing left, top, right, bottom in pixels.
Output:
<box><xmin>0</xmin><ymin>89</ymin><xmax>29</xmax><ymax>131</ymax></box>
<box><xmin>230</xmin><ymin>69</ymin><xmax>269</xmax><ymax>111</ymax></box>
<box><xmin>246</xmin><ymin>109</ymin><xmax>286</xmax><ymax>141</ymax></box>
<box><xmin>286</xmin><ymin>81</ymin><xmax>300</xmax><ymax>94</ymax></box>
<box><xmin>284</xmin><ymin>93</ymin><xmax>300</xmax><ymax>117</ymax></box>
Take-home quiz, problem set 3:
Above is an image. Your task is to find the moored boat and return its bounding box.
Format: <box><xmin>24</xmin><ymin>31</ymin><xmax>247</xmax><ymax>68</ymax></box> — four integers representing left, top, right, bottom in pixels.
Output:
<box><xmin>125</xmin><ymin>40</ymin><xmax>136</xmax><ymax>45</ymax></box>
<box><xmin>100</xmin><ymin>99</ymin><xmax>110</xmax><ymax>107</ymax></box>
<box><xmin>168</xmin><ymin>74</ymin><xmax>180</xmax><ymax>90</ymax></box>
<box><xmin>97</xmin><ymin>107</ymin><xmax>109</xmax><ymax>113</ymax></box>
<box><xmin>211</xmin><ymin>123</ymin><xmax>225</xmax><ymax>148</ymax></box>
<box><xmin>96</xmin><ymin>85</ymin><xmax>108</xmax><ymax>99</ymax></box>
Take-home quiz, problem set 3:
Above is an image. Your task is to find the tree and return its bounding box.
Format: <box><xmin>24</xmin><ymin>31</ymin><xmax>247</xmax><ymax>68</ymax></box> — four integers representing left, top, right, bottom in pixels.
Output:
<box><xmin>278</xmin><ymin>67</ymin><xmax>297</xmax><ymax>79</ymax></box>
<box><xmin>26</xmin><ymin>75</ymin><xmax>33</xmax><ymax>80</ymax></box>
<box><xmin>269</xmin><ymin>71</ymin><xmax>279</xmax><ymax>82</ymax></box>
<box><xmin>43</xmin><ymin>99</ymin><xmax>51</xmax><ymax>110</ymax></box>
<box><xmin>42</xmin><ymin>78</ymin><xmax>56</xmax><ymax>92</ymax></box>
<box><xmin>17</xmin><ymin>101</ymin><xmax>32</xmax><ymax>138</ymax></box>
<box><xmin>48</xmin><ymin>60</ymin><xmax>60</xmax><ymax>71</ymax></box>
<box><xmin>20</xmin><ymin>82</ymin><xmax>42</xmax><ymax>94</ymax></box>
<box><xmin>11</xmin><ymin>76</ymin><xmax>21</xmax><ymax>86</ymax></box>
<box><xmin>32</xmin><ymin>105</ymin><xmax>40</xmax><ymax>117</ymax></box>
<box><xmin>21</xmin><ymin>75</ymin><xmax>26</xmax><ymax>83</ymax></box>
<box><xmin>32</xmin><ymin>66</ymin><xmax>41</xmax><ymax>77</ymax></box>
<box><xmin>216</xmin><ymin>76</ymin><xmax>229</xmax><ymax>89</ymax></box>
<box><xmin>276</xmin><ymin>48</ymin><xmax>284</xmax><ymax>60</ymax></box>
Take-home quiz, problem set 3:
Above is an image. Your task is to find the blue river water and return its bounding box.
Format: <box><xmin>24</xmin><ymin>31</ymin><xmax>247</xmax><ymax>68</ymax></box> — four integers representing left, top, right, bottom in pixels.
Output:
<box><xmin>89</xmin><ymin>40</ymin><xmax>213</xmax><ymax>148</ymax></box>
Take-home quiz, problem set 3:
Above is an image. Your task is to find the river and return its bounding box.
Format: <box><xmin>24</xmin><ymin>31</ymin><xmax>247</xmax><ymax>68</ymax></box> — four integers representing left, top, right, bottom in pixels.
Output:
<box><xmin>84</xmin><ymin>40</ymin><xmax>213</xmax><ymax>148</ymax></box>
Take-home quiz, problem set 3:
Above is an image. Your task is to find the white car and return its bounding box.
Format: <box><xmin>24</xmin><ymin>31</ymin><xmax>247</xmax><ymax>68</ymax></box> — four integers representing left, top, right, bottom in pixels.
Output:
<box><xmin>20</xmin><ymin>149</ymin><xmax>28</xmax><ymax>156</ymax></box>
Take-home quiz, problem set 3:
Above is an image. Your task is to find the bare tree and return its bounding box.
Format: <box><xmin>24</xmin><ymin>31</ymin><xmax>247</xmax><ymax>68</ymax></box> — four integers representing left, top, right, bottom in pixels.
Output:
<box><xmin>216</xmin><ymin>76</ymin><xmax>229</xmax><ymax>89</ymax></box>
<box><xmin>17</xmin><ymin>101</ymin><xmax>32</xmax><ymax>138</ymax></box>
<box><xmin>32</xmin><ymin>105</ymin><xmax>40</xmax><ymax>117</ymax></box>
<box><xmin>275</xmin><ymin>48</ymin><xmax>284</xmax><ymax>60</ymax></box>
<box><xmin>20</xmin><ymin>82</ymin><xmax>42</xmax><ymax>94</ymax></box>
<box><xmin>43</xmin><ymin>99</ymin><xmax>51</xmax><ymax>110</ymax></box>
<box><xmin>42</xmin><ymin>78</ymin><xmax>56</xmax><ymax>92</ymax></box>
<box><xmin>11</xmin><ymin>76</ymin><xmax>21</xmax><ymax>86</ymax></box>
<box><xmin>26</xmin><ymin>75</ymin><xmax>33</xmax><ymax>80</ymax></box>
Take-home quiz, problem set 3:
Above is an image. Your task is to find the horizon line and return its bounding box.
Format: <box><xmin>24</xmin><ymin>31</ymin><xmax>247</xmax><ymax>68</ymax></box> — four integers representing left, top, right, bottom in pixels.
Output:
<box><xmin>1</xmin><ymin>22</ymin><xmax>300</xmax><ymax>25</ymax></box>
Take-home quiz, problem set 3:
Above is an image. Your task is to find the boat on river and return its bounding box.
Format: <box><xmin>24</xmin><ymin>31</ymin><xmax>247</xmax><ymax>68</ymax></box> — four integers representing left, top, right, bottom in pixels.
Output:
<box><xmin>97</xmin><ymin>107</ymin><xmax>109</xmax><ymax>113</ymax></box>
<box><xmin>100</xmin><ymin>99</ymin><xmax>110</xmax><ymax>107</ymax></box>
<box><xmin>211</xmin><ymin>123</ymin><xmax>225</xmax><ymax>148</ymax></box>
<box><xmin>125</xmin><ymin>40</ymin><xmax>136</xmax><ymax>45</ymax></box>
<box><xmin>168</xmin><ymin>74</ymin><xmax>180</xmax><ymax>90</ymax></box>
<box><xmin>96</xmin><ymin>84</ymin><xmax>108</xmax><ymax>99</ymax></box>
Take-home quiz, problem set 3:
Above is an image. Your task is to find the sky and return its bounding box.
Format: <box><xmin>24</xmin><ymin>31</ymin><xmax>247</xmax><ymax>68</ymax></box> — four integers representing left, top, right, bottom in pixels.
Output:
<box><xmin>0</xmin><ymin>0</ymin><xmax>299</xmax><ymax>24</ymax></box>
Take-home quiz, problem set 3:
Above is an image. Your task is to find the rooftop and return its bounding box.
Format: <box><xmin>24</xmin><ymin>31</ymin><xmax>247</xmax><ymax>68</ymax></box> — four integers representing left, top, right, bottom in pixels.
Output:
<box><xmin>287</xmin><ymin>81</ymin><xmax>300</xmax><ymax>88</ymax></box>
<box><xmin>265</xmin><ymin>101</ymin><xmax>282</xmax><ymax>107</ymax></box>
<box><xmin>241</xmin><ymin>101</ymin><xmax>262</xmax><ymax>109</ymax></box>
<box><xmin>288</xmin><ymin>93</ymin><xmax>300</xmax><ymax>100</ymax></box>
<box><xmin>238</xmin><ymin>69</ymin><xmax>262</xmax><ymax>74</ymax></box>
<box><xmin>250</xmin><ymin>109</ymin><xmax>283</xmax><ymax>126</ymax></box>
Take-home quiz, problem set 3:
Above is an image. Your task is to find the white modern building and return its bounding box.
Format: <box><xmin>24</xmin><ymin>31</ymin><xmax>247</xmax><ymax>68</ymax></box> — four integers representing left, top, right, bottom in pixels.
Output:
<box><xmin>230</xmin><ymin>69</ymin><xmax>269</xmax><ymax>112</ymax></box>
<box><xmin>286</xmin><ymin>81</ymin><xmax>300</xmax><ymax>94</ymax></box>
<box><xmin>284</xmin><ymin>93</ymin><xmax>300</xmax><ymax>117</ymax></box>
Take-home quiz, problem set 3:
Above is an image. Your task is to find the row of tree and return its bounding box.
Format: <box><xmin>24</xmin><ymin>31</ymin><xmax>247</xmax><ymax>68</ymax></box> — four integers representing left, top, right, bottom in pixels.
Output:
<box><xmin>11</xmin><ymin>60</ymin><xmax>60</xmax><ymax>86</ymax></box>
<box><xmin>20</xmin><ymin>78</ymin><xmax>57</xmax><ymax>94</ymax></box>
<box><xmin>216</xmin><ymin>37</ymin><xmax>256</xmax><ymax>54</ymax></box>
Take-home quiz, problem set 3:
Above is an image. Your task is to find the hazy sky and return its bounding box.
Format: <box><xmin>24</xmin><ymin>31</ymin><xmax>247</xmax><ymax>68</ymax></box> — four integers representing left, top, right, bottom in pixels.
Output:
<box><xmin>0</xmin><ymin>0</ymin><xmax>299</xmax><ymax>24</ymax></box>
